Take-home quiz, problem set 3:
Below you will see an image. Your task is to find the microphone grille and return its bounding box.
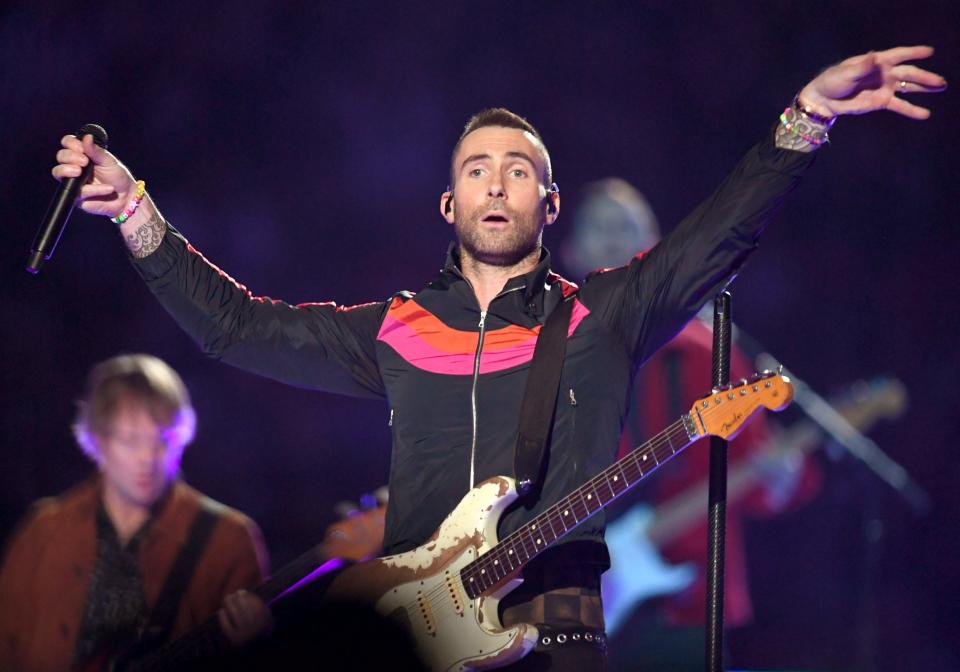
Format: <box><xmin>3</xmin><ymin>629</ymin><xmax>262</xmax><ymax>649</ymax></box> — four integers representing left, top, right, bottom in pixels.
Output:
<box><xmin>76</xmin><ymin>123</ymin><xmax>108</xmax><ymax>149</ymax></box>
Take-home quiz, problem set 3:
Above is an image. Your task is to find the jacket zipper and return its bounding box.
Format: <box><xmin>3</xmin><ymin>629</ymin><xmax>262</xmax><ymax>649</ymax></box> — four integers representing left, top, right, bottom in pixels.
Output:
<box><xmin>469</xmin><ymin>310</ymin><xmax>487</xmax><ymax>489</ymax></box>
<box><xmin>468</xmin><ymin>285</ymin><xmax>525</xmax><ymax>489</ymax></box>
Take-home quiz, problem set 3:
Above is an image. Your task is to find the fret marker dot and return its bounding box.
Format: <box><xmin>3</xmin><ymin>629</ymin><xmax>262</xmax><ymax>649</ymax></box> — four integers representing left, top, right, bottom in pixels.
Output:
<box><xmin>508</xmin><ymin>550</ymin><xmax>513</xmax><ymax>555</ymax></box>
<box><xmin>531</xmin><ymin>524</ymin><xmax>537</xmax><ymax>530</ymax></box>
<box><xmin>613</xmin><ymin>476</ymin><xmax>619</xmax><ymax>482</ymax></box>
<box><xmin>564</xmin><ymin>510</ymin><xmax>569</xmax><ymax>516</ymax></box>
<box><xmin>587</xmin><ymin>494</ymin><xmax>593</xmax><ymax>500</ymax></box>
<box><xmin>481</xmin><ymin>569</ymin><xmax>485</xmax><ymax>574</ymax></box>
<box><xmin>643</xmin><ymin>455</ymin><xmax>648</xmax><ymax>461</ymax></box>
<box><xmin>536</xmin><ymin>539</ymin><xmax>542</xmax><ymax>545</ymax></box>
<box><xmin>494</xmin><ymin>560</ymin><xmax>499</xmax><ymax>565</ymax></box>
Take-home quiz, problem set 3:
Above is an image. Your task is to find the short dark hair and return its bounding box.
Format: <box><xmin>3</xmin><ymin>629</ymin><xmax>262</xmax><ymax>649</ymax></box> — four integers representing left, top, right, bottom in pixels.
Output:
<box><xmin>450</xmin><ymin>108</ymin><xmax>553</xmax><ymax>188</ymax></box>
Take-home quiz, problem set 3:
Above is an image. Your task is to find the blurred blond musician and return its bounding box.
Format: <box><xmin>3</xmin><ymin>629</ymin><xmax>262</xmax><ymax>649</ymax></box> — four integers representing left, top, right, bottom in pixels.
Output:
<box><xmin>0</xmin><ymin>354</ymin><xmax>270</xmax><ymax>671</ymax></box>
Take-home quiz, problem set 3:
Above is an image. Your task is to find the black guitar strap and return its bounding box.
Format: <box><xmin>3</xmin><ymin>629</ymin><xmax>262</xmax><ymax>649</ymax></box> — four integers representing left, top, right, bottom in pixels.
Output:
<box><xmin>143</xmin><ymin>502</ymin><xmax>220</xmax><ymax>645</ymax></box>
<box><xmin>513</xmin><ymin>295</ymin><xmax>575</xmax><ymax>500</ymax></box>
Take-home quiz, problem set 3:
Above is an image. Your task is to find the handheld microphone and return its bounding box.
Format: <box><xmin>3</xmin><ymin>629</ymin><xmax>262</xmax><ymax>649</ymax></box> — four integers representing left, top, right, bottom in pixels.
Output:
<box><xmin>27</xmin><ymin>124</ymin><xmax>109</xmax><ymax>274</ymax></box>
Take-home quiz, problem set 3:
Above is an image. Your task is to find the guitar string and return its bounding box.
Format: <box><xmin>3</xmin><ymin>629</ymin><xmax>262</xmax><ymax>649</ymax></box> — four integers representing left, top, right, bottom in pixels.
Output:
<box><xmin>411</xmin><ymin>402</ymin><xmax>715</xmax><ymax>613</ymax></box>
<box><xmin>461</xmin><ymin>419</ymin><xmax>691</xmax><ymax>589</ymax></box>
<box><xmin>404</xmin><ymin>419</ymin><xmax>692</xmax><ymax>615</ymax></box>
<box><xmin>466</xmin><ymin>420</ymin><xmax>687</xmax><ymax>579</ymax></box>
<box><xmin>472</xmin><ymin>379</ymin><xmax>782</xmax><ymax>587</ymax></box>
<box><xmin>405</xmin><ymin>382</ymin><xmax>777</xmax><ymax>616</ymax></box>
<box><xmin>404</xmin><ymin>420</ymin><xmax>692</xmax><ymax>616</ymax></box>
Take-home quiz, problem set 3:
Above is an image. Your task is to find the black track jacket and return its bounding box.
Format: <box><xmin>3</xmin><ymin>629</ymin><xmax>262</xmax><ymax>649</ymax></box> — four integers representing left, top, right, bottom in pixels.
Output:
<box><xmin>130</xmin><ymin>133</ymin><xmax>814</xmax><ymax>570</ymax></box>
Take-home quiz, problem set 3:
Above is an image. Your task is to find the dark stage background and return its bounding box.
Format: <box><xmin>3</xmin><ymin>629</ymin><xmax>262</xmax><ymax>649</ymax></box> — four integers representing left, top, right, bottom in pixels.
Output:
<box><xmin>2</xmin><ymin>2</ymin><xmax>958</xmax><ymax>669</ymax></box>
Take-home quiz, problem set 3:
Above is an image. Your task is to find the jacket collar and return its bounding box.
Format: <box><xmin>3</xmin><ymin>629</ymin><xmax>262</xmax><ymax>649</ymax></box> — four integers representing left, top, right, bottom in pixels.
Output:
<box><xmin>441</xmin><ymin>242</ymin><xmax>555</xmax><ymax>311</ymax></box>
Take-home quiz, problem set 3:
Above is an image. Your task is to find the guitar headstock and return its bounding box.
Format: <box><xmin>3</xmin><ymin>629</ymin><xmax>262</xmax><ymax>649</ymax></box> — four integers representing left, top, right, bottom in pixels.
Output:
<box><xmin>847</xmin><ymin>377</ymin><xmax>908</xmax><ymax>422</ymax></box>
<box><xmin>689</xmin><ymin>371</ymin><xmax>793</xmax><ymax>440</ymax></box>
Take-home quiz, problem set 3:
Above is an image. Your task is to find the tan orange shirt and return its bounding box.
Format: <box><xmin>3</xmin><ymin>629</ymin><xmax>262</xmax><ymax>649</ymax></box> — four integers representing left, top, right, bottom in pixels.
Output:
<box><xmin>0</xmin><ymin>476</ymin><xmax>268</xmax><ymax>672</ymax></box>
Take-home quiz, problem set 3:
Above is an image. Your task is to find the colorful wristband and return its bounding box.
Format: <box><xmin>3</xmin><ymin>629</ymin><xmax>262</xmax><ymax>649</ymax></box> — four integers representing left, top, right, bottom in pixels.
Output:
<box><xmin>111</xmin><ymin>180</ymin><xmax>147</xmax><ymax>225</ymax></box>
<box><xmin>792</xmin><ymin>93</ymin><xmax>836</xmax><ymax>127</ymax></box>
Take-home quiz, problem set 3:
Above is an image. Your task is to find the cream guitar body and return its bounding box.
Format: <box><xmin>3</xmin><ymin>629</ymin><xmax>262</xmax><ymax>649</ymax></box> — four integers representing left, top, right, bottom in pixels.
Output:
<box><xmin>327</xmin><ymin>476</ymin><xmax>538</xmax><ymax>671</ymax></box>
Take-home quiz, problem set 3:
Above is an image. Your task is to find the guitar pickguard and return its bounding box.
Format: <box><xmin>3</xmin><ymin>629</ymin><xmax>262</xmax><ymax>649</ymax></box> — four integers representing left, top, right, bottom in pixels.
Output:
<box><xmin>327</xmin><ymin>476</ymin><xmax>538</xmax><ymax>671</ymax></box>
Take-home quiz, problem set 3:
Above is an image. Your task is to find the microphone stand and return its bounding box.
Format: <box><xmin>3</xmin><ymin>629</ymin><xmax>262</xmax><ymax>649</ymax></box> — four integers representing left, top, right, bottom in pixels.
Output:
<box><xmin>705</xmin><ymin>290</ymin><xmax>732</xmax><ymax>672</ymax></box>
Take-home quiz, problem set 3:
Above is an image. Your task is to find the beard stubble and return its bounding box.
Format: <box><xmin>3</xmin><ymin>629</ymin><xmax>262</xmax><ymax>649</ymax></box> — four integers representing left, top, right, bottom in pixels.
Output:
<box><xmin>455</xmin><ymin>200</ymin><xmax>545</xmax><ymax>267</ymax></box>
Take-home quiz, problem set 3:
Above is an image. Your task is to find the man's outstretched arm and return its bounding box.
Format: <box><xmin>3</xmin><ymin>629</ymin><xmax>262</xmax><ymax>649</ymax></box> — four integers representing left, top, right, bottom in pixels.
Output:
<box><xmin>582</xmin><ymin>45</ymin><xmax>945</xmax><ymax>363</ymax></box>
<box><xmin>51</xmin><ymin>141</ymin><xmax>386</xmax><ymax>398</ymax></box>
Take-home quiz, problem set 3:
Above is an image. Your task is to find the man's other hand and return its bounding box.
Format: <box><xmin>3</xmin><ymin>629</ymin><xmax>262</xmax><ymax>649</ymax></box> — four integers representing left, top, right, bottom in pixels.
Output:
<box><xmin>798</xmin><ymin>45</ymin><xmax>946</xmax><ymax>121</ymax></box>
<box><xmin>218</xmin><ymin>589</ymin><xmax>273</xmax><ymax>648</ymax></box>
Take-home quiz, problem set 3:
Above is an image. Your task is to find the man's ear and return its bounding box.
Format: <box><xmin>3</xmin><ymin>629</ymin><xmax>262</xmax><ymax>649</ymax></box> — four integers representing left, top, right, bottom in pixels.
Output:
<box><xmin>440</xmin><ymin>191</ymin><xmax>455</xmax><ymax>224</ymax></box>
<box><xmin>545</xmin><ymin>190</ymin><xmax>560</xmax><ymax>226</ymax></box>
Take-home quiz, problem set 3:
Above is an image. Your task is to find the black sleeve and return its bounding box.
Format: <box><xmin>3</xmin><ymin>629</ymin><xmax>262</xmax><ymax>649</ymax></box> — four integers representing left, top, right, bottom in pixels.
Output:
<box><xmin>578</xmin><ymin>131</ymin><xmax>816</xmax><ymax>366</ymax></box>
<box><xmin>129</xmin><ymin>224</ymin><xmax>387</xmax><ymax>399</ymax></box>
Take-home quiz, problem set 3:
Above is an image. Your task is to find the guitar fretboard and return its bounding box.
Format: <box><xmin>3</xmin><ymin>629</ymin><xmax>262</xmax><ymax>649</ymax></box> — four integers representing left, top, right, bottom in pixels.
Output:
<box><xmin>460</xmin><ymin>414</ymin><xmax>697</xmax><ymax>599</ymax></box>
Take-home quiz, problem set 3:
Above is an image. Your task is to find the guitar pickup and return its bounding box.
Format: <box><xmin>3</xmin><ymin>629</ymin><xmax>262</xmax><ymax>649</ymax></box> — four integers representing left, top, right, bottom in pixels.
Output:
<box><xmin>445</xmin><ymin>573</ymin><xmax>466</xmax><ymax>617</ymax></box>
<box><xmin>417</xmin><ymin>590</ymin><xmax>438</xmax><ymax>635</ymax></box>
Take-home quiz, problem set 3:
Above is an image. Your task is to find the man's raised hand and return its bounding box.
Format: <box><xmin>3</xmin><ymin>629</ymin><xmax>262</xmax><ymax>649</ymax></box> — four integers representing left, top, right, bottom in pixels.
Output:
<box><xmin>799</xmin><ymin>45</ymin><xmax>946</xmax><ymax>121</ymax></box>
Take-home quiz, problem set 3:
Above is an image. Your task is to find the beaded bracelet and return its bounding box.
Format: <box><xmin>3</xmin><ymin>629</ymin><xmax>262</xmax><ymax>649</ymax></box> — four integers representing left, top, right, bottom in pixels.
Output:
<box><xmin>779</xmin><ymin>107</ymin><xmax>830</xmax><ymax>146</ymax></box>
<box><xmin>792</xmin><ymin>93</ymin><xmax>836</xmax><ymax>127</ymax></box>
<box><xmin>111</xmin><ymin>180</ymin><xmax>147</xmax><ymax>225</ymax></box>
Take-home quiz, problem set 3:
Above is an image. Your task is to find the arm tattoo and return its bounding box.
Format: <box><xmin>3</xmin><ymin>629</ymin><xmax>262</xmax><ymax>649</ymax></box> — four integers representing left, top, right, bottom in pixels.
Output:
<box><xmin>124</xmin><ymin>211</ymin><xmax>167</xmax><ymax>258</ymax></box>
<box><xmin>775</xmin><ymin>106</ymin><xmax>828</xmax><ymax>153</ymax></box>
<box><xmin>775</xmin><ymin>121</ymin><xmax>817</xmax><ymax>152</ymax></box>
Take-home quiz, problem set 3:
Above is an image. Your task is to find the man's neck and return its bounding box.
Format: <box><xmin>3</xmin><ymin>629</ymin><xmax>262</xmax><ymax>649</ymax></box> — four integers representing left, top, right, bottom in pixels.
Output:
<box><xmin>101</xmin><ymin>487</ymin><xmax>153</xmax><ymax>546</ymax></box>
<box><xmin>459</xmin><ymin>246</ymin><xmax>542</xmax><ymax>311</ymax></box>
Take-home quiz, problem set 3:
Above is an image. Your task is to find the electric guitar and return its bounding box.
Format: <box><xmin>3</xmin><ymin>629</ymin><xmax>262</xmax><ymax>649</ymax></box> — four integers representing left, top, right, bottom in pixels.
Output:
<box><xmin>324</xmin><ymin>372</ymin><xmax>794</xmax><ymax>671</ymax></box>
<box><xmin>105</xmin><ymin>502</ymin><xmax>386</xmax><ymax>671</ymax></box>
<box><xmin>601</xmin><ymin>376</ymin><xmax>908</xmax><ymax>634</ymax></box>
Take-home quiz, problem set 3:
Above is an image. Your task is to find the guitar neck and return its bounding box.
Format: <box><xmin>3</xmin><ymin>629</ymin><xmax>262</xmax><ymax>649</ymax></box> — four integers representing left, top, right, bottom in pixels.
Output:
<box><xmin>257</xmin><ymin>545</ymin><xmax>331</xmax><ymax>605</ymax></box>
<box><xmin>461</xmin><ymin>414</ymin><xmax>699</xmax><ymax>599</ymax></box>
<box><xmin>126</xmin><ymin>545</ymin><xmax>332</xmax><ymax>671</ymax></box>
